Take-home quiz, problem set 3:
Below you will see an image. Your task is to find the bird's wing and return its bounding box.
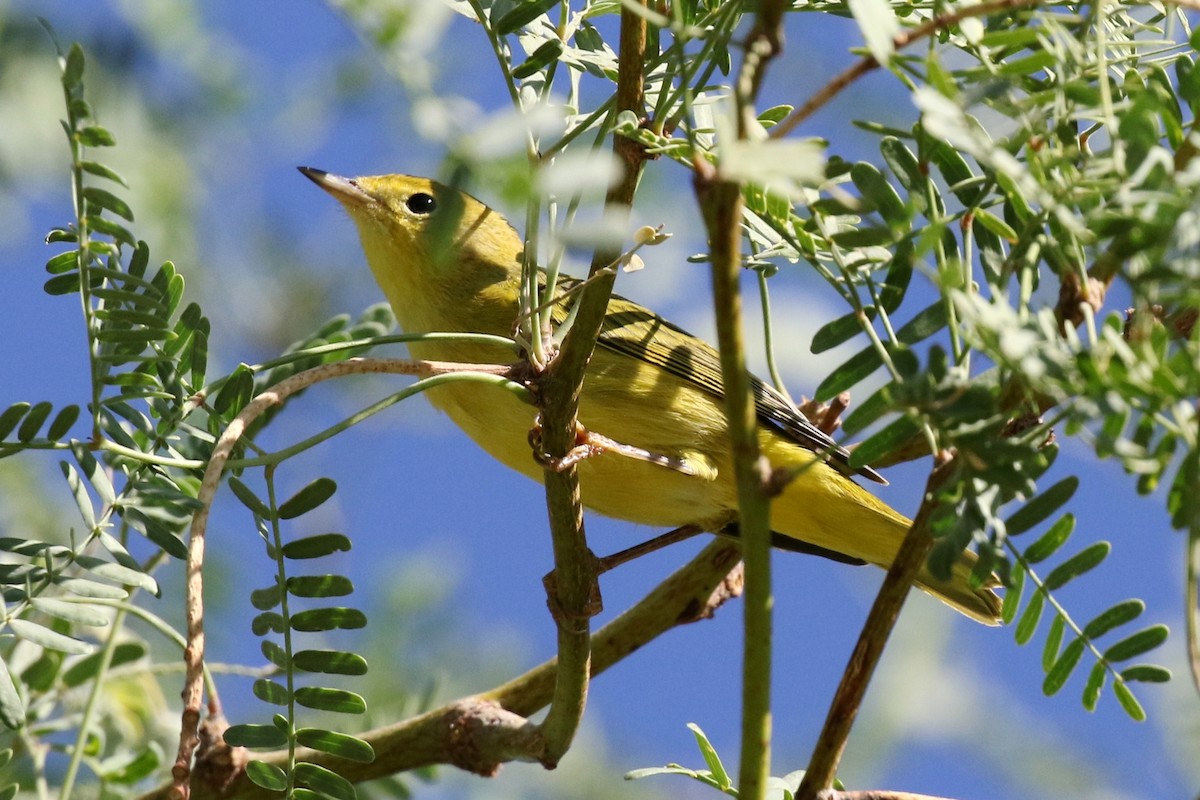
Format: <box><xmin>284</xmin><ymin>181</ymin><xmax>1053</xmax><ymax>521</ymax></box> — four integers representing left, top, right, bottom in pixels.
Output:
<box><xmin>552</xmin><ymin>280</ymin><xmax>885</xmax><ymax>484</ymax></box>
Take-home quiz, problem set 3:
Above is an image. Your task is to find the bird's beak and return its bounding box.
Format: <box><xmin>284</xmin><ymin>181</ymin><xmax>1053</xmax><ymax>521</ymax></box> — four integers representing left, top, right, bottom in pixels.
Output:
<box><xmin>297</xmin><ymin>166</ymin><xmax>372</xmax><ymax>206</ymax></box>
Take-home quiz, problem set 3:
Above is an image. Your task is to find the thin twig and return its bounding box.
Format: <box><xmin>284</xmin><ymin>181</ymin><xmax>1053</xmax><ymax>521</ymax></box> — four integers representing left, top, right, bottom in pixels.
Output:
<box><xmin>795</xmin><ymin>455</ymin><xmax>957</xmax><ymax>800</ymax></box>
<box><xmin>535</xmin><ymin>0</ymin><xmax>650</xmax><ymax>766</ymax></box>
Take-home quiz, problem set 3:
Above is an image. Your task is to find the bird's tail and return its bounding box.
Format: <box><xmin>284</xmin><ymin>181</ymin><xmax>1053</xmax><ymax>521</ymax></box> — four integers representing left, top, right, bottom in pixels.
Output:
<box><xmin>769</xmin><ymin>450</ymin><xmax>1003</xmax><ymax>625</ymax></box>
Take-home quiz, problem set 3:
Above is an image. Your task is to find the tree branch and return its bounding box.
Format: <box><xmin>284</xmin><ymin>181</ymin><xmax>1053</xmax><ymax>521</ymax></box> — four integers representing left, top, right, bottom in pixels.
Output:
<box><xmin>795</xmin><ymin>455</ymin><xmax>957</xmax><ymax>800</ymax></box>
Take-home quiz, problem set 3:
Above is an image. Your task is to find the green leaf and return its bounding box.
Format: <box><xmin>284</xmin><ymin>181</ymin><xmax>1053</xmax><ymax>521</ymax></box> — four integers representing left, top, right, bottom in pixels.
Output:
<box><xmin>1042</xmin><ymin>637</ymin><xmax>1084</xmax><ymax>695</ymax></box>
<box><xmin>62</xmin><ymin>642</ymin><xmax>145</xmax><ymax>687</ymax></box>
<box><xmin>252</xmin><ymin>679</ymin><xmax>291</xmax><ymax>706</ymax></box>
<box><xmin>292</xmin><ymin>649</ymin><xmax>369</xmax><ymax>675</ymax></box>
<box><xmin>74</xmin><ymin>555</ymin><xmax>159</xmax><ymax>594</ymax></box>
<box><xmin>973</xmin><ymin>209</ymin><xmax>1018</xmax><ymax>241</ymax></box>
<box><xmin>296</xmin><ymin>729</ymin><xmax>375</xmax><ymax>763</ymax></box>
<box><xmin>251</xmin><ymin>582</ymin><xmax>283</xmax><ymax>611</ymax></box>
<box><xmin>30</xmin><ymin>597</ymin><xmax>108</xmax><ymax>627</ymax></box>
<box><xmin>1042</xmin><ymin>614</ymin><xmax>1064</xmax><ymax>671</ymax></box>
<box><xmin>848</xmin><ymin>414</ymin><xmax>921</xmax><ymax>469</ymax></box>
<box><xmin>100</xmin><ymin>743</ymin><xmax>162</xmax><ymax>784</ymax></box>
<box><xmin>1005</xmin><ymin>478</ymin><xmax>1079</xmax><ymax>536</ymax></box>
<box><xmin>287</xmin><ymin>575</ymin><xmax>354</xmax><ymax>598</ymax></box>
<box><xmin>1082</xmin><ymin>661</ymin><xmax>1106</xmax><ymax>712</ymax></box>
<box><xmin>687</xmin><ymin>723</ymin><xmax>730</xmax><ymax>790</ymax></box>
<box><xmin>16</xmin><ymin>401</ymin><xmax>53</xmax><ymax>442</ymax></box>
<box><xmin>45</xmin><ymin>250</ymin><xmax>79</xmax><ymax>274</ymax></box>
<box><xmin>294</xmin><ymin>687</ymin><xmax>367</xmax><ymax>714</ymax></box>
<box><xmin>43</xmin><ymin>273</ymin><xmax>81</xmax><ymax>295</ymax></box>
<box><xmin>54</xmin><ymin>577</ymin><xmax>127</xmax><ymax>601</ymax></box>
<box><xmin>8</xmin><ymin>619</ymin><xmax>94</xmax><ymax>654</ymax></box>
<box><xmin>278</xmin><ymin>478</ymin><xmax>338</xmax><ymax>520</ymax></box>
<box><xmin>851</xmin><ymin>162</ymin><xmax>909</xmax><ymax>231</ymax></box>
<box><xmin>0</xmin><ymin>660</ymin><xmax>24</xmax><ymax>729</ymax></box>
<box><xmin>1001</xmin><ymin>565</ymin><xmax>1024</xmax><ymax>625</ymax></box>
<box><xmin>60</xmin><ymin>462</ymin><xmax>96</xmax><ymax>530</ymax></box>
<box><xmin>493</xmin><ymin>0</ymin><xmax>560</xmax><ymax>35</ymax></box>
<box><xmin>245</xmin><ymin>760</ymin><xmax>288</xmax><ymax>792</ymax></box>
<box><xmin>1112</xmin><ymin>680</ymin><xmax>1146</xmax><ymax>721</ymax></box>
<box><xmin>815</xmin><ymin>301</ymin><xmax>947</xmax><ymax>401</ymax></box>
<box><xmin>229</xmin><ymin>477</ymin><xmax>273</xmax><ymax>519</ymax></box>
<box><xmin>811</xmin><ymin>309</ymin><xmax>874</xmax><ymax>354</ymax></box>
<box><xmin>1022</xmin><ymin>514</ymin><xmax>1074</xmax><ymax>563</ymax></box>
<box><xmin>47</xmin><ymin>405</ymin><xmax>80</xmax><ymax>441</ymax></box>
<box><xmin>290</xmin><ymin>607</ymin><xmax>367</xmax><ymax>632</ymax></box>
<box><xmin>224</xmin><ymin>724</ymin><xmax>289</xmax><ymax>749</ymax></box>
<box><xmin>1103</xmin><ymin>624</ymin><xmax>1170</xmax><ymax>663</ymax></box>
<box><xmin>80</xmin><ymin>160</ymin><xmax>128</xmax><ymax>187</ymax></box>
<box><xmin>82</xmin><ymin>187</ymin><xmax>133</xmax><ymax>221</ymax></box>
<box><xmin>282</xmin><ymin>533</ymin><xmax>353</xmax><ymax>560</ymax></box>
<box><xmin>252</xmin><ymin>612</ymin><xmax>286</xmax><ymax>636</ymax></box>
<box><xmin>295</xmin><ymin>761</ymin><xmax>356</xmax><ymax>800</ymax></box>
<box><xmin>1014</xmin><ymin>588</ymin><xmax>1043</xmax><ymax>645</ymax></box>
<box><xmin>879</xmin><ymin>136</ymin><xmax>924</xmax><ymax>195</ymax></box>
<box><xmin>1120</xmin><ymin>664</ymin><xmax>1171</xmax><ymax>683</ymax></box>
<box><xmin>511</xmin><ymin>39</ymin><xmax>563</xmax><ymax>79</ymax></box>
<box><xmin>73</xmin><ymin>444</ymin><xmax>115</xmax><ymax>506</ymax></box>
<box><xmin>0</xmin><ymin>404</ymin><xmax>30</xmax><ymax>441</ymax></box>
<box><xmin>261</xmin><ymin>640</ymin><xmax>290</xmax><ymax>669</ymax></box>
<box><xmin>1082</xmin><ymin>599</ymin><xmax>1144</xmax><ymax>639</ymax></box>
<box><xmin>62</xmin><ymin>42</ymin><xmax>85</xmax><ymax>88</ymax></box>
<box><xmin>1043</xmin><ymin>541</ymin><xmax>1110</xmax><ymax>590</ymax></box>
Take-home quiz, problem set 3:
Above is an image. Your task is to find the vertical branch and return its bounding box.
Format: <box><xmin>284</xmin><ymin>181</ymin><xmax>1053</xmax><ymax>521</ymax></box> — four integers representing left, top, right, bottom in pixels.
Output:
<box><xmin>536</xmin><ymin>0</ymin><xmax>649</xmax><ymax>766</ymax></box>
<box><xmin>794</xmin><ymin>456</ymin><xmax>956</xmax><ymax>800</ymax></box>
<box><xmin>692</xmin><ymin>4</ymin><xmax>787</xmax><ymax>799</ymax></box>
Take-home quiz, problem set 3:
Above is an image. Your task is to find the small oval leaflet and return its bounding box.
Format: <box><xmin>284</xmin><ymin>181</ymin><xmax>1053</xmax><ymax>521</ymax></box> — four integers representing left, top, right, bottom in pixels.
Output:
<box><xmin>282</xmin><ymin>533</ymin><xmax>353</xmax><ymax>560</ymax></box>
<box><xmin>278</xmin><ymin>477</ymin><xmax>338</xmax><ymax>520</ymax></box>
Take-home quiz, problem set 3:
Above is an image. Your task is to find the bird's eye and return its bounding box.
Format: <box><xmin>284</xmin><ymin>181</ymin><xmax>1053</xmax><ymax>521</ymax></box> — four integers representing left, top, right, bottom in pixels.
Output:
<box><xmin>405</xmin><ymin>193</ymin><xmax>437</xmax><ymax>215</ymax></box>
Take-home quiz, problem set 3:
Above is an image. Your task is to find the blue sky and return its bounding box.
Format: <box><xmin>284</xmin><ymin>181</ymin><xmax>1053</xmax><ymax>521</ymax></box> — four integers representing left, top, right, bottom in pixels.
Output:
<box><xmin>0</xmin><ymin>1</ymin><xmax>1195</xmax><ymax>798</ymax></box>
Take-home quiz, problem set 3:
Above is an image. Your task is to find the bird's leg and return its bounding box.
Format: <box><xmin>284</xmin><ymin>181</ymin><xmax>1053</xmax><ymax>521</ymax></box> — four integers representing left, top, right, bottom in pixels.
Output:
<box><xmin>528</xmin><ymin>416</ymin><xmax>702</xmax><ymax>476</ymax></box>
<box><xmin>594</xmin><ymin>525</ymin><xmax>705</xmax><ymax>574</ymax></box>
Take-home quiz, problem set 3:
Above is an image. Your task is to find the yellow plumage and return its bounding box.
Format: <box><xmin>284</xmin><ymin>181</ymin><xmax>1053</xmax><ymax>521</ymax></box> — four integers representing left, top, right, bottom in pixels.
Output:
<box><xmin>300</xmin><ymin>167</ymin><xmax>1002</xmax><ymax>625</ymax></box>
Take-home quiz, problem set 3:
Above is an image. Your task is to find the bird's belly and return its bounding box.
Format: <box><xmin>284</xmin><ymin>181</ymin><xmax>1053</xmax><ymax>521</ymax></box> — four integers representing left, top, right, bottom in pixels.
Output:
<box><xmin>422</xmin><ymin>378</ymin><xmax>734</xmax><ymax>531</ymax></box>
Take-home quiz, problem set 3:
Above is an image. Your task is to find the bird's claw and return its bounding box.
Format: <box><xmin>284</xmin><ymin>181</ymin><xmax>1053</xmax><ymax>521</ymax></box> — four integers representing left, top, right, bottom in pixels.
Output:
<box><xmin>528</xmin><ymin>417</ymin><xmax>700</xmax><ymax>476</ymax></box>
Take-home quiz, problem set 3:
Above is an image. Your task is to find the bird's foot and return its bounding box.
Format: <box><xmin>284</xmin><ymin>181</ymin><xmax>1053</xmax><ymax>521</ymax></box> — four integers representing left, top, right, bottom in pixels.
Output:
<box><xmin>529</xmin><ymin>418</ymin><xmax>701</xmax><ymax>476</ymax></box>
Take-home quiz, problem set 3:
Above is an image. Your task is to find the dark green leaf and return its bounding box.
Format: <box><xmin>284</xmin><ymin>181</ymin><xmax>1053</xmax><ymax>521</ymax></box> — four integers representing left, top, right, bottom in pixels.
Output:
<box><xmin>494</xmin><ymin>0</ymin><xmax>560</xmax><ymax>35</ymax></box>
<box><xmin>80</xmin><ymin>160</ymin><xmax>128</xmax><ymax>187</ymax></box>
<box><xmin>1042</xmin><ymin>636</ymin><xmax>1085</xmax><ymax>695</ymax></box>
<box><xmin>1120</xmin><ymin>664</ymin><xmax>1171</xmax><ymax>683</ymax></box>
<box><xmin>811</xmin><ymin>309</ymin><xmax>874</xmax><ymax>354</ymax></box>
<box><xmin>296</xmin><ymin>729</ymin><xmax>375</xmax><ymax>762</ymax></box>
<box><xmin>229</xmin><ymin>477</ymin><xmax>273</xmax><ymax>519</ymax></box>
<box><xmin>282</xmin><ymin>533</ymin><xmax>353</xmax><ymax>560</ymax></box>
<box><xmin>1001</xmin><ymin>565</ymin><xmax>1024</xmax><ymax>625</ymax></box>
<box><xmin>1014</xmin><ymin>588</ymin><xmax>1043</xmax><ymax>645</ymax></box>
<box><xmin>848</xmin><ymin>415</ymin><xmax>921</xmax><ymax>469</ymax></box>
<box><xmin>20</xmin><ymin>651</ymin><xmax>63</xmax><ymax>693</ymax></box>
<box><xmin>261</xmin><ymin>640</ymin><xmax>290</xmax><ymax>669</ymax></box>
<box><xmin>1112</xmin><ymin>680</ymin><xmax>1146</xmax><ymax>721</ymax></box>
<box><xmin>101</xmin><ymin>744</ymin><xmax>162</xmax><ymax>784</ymax></box>
<box><xmin>224</xmin><ymin>724</ymin><xmax>289</xmax><ymax>749</ymax></box>
<box><xmin>287</xmin><ymin>575</ymin><xmax>354</xmax><ymax>598</ymax></box>
<box><xmin>292</xmin><ymin>650</ymin><xmax>369</xmax><ymax>675</ymax></box>
<box><xmin>252</xmin><ymin>612</ymin><xmax>286</xmax><ymax>636</ymax></box>
<box><xmin>1042</xmin><ymin>614</ymin><xmax>1064</xmax><ymax>671</ymax></box>
<box><xmin>251</xmin><ymin>582</ymin><xmax>283</xmax><ymax>611</ymax></box>
<box><xmin>278</xmin><ymin>478</ymin><xmax>338</xmax><ymax>520</ymax></box>
<box><xmin>851</xmin><ymin>162</ymin><xmax>909</xmax><ymax>231</ymax></box>
<box><xmin>1082</xmin><ymin>599</ymin><xmax>1144</xmax><ymax>639</ymax></box>
<box><xmin>0</xmin><ymin>404</ymin><xmax>30</xmax><ymax>441</ymax></box>
<box><xmin>62</xmin><ymin>642</ymin><xmax>145</xmax><ymax>688</ymax></box>
<box><xmin>1082</xmin><ymin>661</ymin><xmax>1106</xmax><ymax>712</ymax></box>
<box><xmin>879</xmin><ymin>136</ymin><xmax>923</xmax><ymax>195</ymax></box>
<box><xmin>43</xmin><ymin>273</ymin><xmax>81</xmax><ymax>295</ymax></box>
<box><xmin>1023</xmin><ymin>513</ymin><xmax>1074</xmax><ymax>564</ymax></box>
<box><xmin>245</xmin><ymin>760</ymin><xmax>288</xmax><ymax>791</ymax></box>
<box><xmin>1043</xmin><ymin>541</ymin><xmax>1109</xmax><ymax>590</ymax></box>
<box><xmin>213</xmin><ymin>366</ymin><xmax>254</xmax><ymax>416</ymax></box>
<box><xmin>252</xmin><ymin>678</ymin><xmax>291</xmax><ymax>706</ymax></box>
<box><xmin>45</xmin><ymin>250</ymin><xmax>79</xmax><ymax>274</ymax></box>
<box><xmin>294</xmin><ymin>687</ymin><xmax>367</xmax><ymax>714</ymax></box>
<box><xmin>47</xmin><ymin>405</ymin><xmax>80</xmax><ymax>441</ymax></box>
<box><xmin>16</xmin><ymin>402</ymin><xmax>53</xmax><ymax>442</ymax></box>
<box><xmin>1005</xmin><ymin>478</ymin><xmax>1079</xmax><ymax>536</ymax></box>
<box><xmin>1103</xmin><ymin>624</ymin><xmax>1169</xmax><ymax>663</ymax></box>
<box><xmin>83</xmin><ymin>187</ymin><xmax>133</xmax><ymax>221</ymax></box>
<box><xmin>290</xmin><ymin>607</ymin><xmax>367</xmax><ymax>632</ymax></box>
<box><xmin>63</xmin><ymin>43</ymin><xmax>85</xmax><ymax>88</ymax></box>
<box><xmin>295</xmin><ymin>761</ymin><xmax>356</xmax><ymax>800</ymax></box>
<box><xmin>511</xmin><ymin>39</ymin><xmax>563</xmax><ymax>79</ymax></box>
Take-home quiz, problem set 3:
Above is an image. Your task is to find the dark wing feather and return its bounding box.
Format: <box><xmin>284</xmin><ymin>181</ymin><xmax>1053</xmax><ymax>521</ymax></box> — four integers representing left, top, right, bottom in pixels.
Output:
<box><xmin>554</xmin><ymin>279</ymin><xmax>885</xmax><ymax>484</ymax></box>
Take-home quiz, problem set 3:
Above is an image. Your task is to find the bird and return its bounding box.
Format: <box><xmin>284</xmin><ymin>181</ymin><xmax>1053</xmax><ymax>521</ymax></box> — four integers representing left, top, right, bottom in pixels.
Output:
<box><xmin>299</xmin><ymin>166</ymin><xmax>1002</xmax><ymax>624</ymax></box>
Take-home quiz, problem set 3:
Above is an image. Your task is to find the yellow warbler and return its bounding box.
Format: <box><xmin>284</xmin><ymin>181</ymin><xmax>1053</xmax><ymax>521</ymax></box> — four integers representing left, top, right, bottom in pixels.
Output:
<box><xmin>300</xmin><ymin>167</ymin><xmax>1001</xmax><ymax>625</ymax></box>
